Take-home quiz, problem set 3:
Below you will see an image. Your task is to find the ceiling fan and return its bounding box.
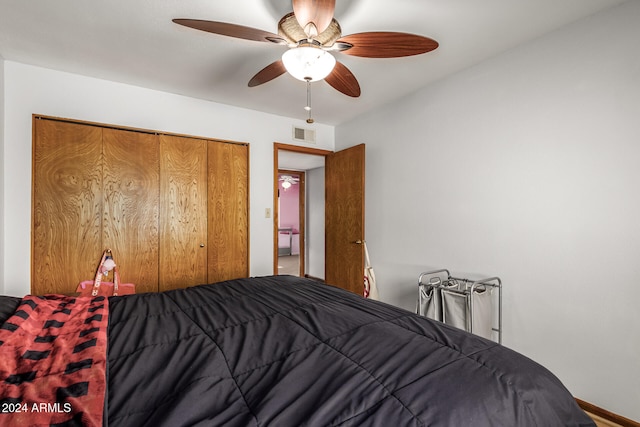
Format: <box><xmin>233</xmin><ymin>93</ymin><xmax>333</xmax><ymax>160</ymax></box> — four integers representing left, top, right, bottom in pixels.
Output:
<box><xmin>173</xmin><ymin>0</ymin><xmax>439</xmax><ymax>101</ymax></box>
<box><xmin>279</xmin><ymin>174</ymin><xmax>300</xmax><ymax>190</ymax></box>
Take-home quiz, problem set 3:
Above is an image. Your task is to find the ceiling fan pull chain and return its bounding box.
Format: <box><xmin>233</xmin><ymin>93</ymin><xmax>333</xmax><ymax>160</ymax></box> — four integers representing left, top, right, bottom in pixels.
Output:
<box><xmin>305</xmin><ymin>78</ymin><xmax>314</xmax><ymax>123</ymax></box>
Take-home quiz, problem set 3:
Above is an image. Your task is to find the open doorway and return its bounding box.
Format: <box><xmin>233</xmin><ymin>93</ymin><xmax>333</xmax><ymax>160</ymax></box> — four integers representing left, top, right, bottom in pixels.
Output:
<box><xmin>274</xmin><ymin>143</ymin><xmax>331</xmax><ymax>279</ymax></box>
<box><xmin>277</xmin><ymin>170</ymin><xmax>304</xmax><ymax>276</ymax></box>
<box><xmin>274</xmin><ymin>142</ymin><xmax>367</xmax><ymax>293</ymax></box>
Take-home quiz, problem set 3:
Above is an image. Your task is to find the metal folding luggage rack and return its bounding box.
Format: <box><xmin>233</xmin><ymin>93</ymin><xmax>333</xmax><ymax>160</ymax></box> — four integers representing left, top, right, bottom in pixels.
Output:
<box><xmin>417</xmin><ymin>269</ymin><xmax>502</xmax><ymax>343</ymax></box>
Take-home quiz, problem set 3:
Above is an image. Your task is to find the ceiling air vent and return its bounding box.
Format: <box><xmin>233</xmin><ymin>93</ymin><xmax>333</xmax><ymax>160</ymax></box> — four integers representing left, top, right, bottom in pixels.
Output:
<box><xmin>292</xmin><ymin>126</ymin><xmax>316</xmax><ymax>144</ymax></box>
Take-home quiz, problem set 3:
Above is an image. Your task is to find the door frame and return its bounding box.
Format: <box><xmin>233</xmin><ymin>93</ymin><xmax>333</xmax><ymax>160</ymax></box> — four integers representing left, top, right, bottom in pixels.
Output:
<box><xmin>273</xmin><ymin>143</ymin><xmax>332</xmax><ymax>276</ymax></box>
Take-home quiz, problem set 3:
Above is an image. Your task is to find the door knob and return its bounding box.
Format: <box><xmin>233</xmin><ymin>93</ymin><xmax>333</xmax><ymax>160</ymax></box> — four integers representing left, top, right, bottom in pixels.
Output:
<box><xmin>354</xmin><ymin>240</ymin><xmax>365</xmax><ymax>245</ymax></box>
<box><xmin>199</xmin><ymin>243</ymin><xmax>205</xmax><ymax>248</ymax></box>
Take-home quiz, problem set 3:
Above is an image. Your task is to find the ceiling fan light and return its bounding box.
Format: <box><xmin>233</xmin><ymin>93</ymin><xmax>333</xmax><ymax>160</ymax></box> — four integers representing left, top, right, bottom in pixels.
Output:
<box><xmin>282</xmin><ymin>46</ymin><xmax>336</xmax><ymax>82</ymax></box>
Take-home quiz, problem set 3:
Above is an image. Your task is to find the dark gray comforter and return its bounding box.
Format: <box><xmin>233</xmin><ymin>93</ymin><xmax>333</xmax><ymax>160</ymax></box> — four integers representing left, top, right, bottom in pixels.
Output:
<box><xmin>0</xmin><ymin>275</ymin><xmax>593</xmax><ymax>426</ymax></box>
<box><xmin>105</xmin><ymin>275</ymin><xmax>593</xmax><ymax>426</ymax></box>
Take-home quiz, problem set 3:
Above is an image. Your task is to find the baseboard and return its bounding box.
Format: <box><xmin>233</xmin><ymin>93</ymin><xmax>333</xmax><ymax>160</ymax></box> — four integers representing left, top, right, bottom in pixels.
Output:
<box><xmin>304</xmin><ymin>274</ymin><xmax>325</xmax><ymax>283</ymax></box>
<box><xmin>576</xmin><ymin>398</ymin><xmax>640</xmax><ymax>427</ymax></box>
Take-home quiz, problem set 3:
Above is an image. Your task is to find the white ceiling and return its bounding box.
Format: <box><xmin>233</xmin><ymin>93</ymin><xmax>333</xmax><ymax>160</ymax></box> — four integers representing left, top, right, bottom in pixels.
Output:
<box><xmin>0</xmin><ymin>0</ymin><xmax>626</xmax><ymax>125</ymax></box>
<box><xmin>279</xmin><ymin>150</ymin><xmax>325</xmax><ymax>171</ymax></box>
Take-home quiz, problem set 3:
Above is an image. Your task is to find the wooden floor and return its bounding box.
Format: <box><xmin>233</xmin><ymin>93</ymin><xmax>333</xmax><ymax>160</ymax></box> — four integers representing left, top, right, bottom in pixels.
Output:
<box><xmin>277</xmin><ymin>255</ymin><xmax>300</xmax><ymax>276</ymax></box>
<box><xmin>587</xmin><ymin>412</ymin><xmax>625</xmax><ymax>427</ymax></box>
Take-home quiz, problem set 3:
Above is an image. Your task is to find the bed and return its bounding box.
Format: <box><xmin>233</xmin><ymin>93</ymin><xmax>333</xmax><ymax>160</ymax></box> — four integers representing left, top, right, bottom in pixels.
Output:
<box><xmin>1</xmin><ymin>275</ymin><xmax>594</xmax><ymax>426</ymax></box>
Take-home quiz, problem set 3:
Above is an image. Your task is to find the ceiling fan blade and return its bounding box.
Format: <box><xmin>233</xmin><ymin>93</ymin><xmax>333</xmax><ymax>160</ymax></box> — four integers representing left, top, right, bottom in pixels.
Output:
<box><xmin>325</xmin><ymin>61</ymin><xmax>361</xmax><ymax>98</ymax></box>
<box><xmin>173</xmin><ymin>19</ymin><xmax>286</xmax><ymax>44</ymax></box>
<box><xmin>292</xmin><ymin>0</ymin><xmax>336</xmax><ymax>35</ymax></box>
<box><xmin>337</xmin><ymin>32</ymin><xmax>439</xmax><ymax>58</ymax></box>
<box><xmin>248</xmin><ymin>60</ymin><xmax>287</xmax><ymax>87</ymax></box>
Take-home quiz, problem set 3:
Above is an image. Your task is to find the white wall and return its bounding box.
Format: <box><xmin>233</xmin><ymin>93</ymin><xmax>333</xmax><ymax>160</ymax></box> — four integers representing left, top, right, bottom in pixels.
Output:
<box><xmin>1</xmin><ymin>61</ymin><xmax>334</xmax><ymax>296</ymax></box>
<box><xmin>0</xmin><ymin>56</ymin><xmax>4</xmax><ymax>295</ymax></box>
<box><xmin>306</xmin><ymin>167</ymin><xmax>325</xmax><ymax>278</ymax></box>
<box><xmin>336</xmin><ymin>1</ymin><xmax>640</xmax><ymax>421</ymax></box>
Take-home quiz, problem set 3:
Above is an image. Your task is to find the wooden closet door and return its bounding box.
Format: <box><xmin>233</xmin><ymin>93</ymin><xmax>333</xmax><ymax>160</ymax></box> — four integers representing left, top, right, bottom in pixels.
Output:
<box><xmin>32</xmin><ymin>119</ymin><xmax>103</xmax><ymax>295</ymax></box>
<box><xmin>207</xmin><ymin>142</ymin><xmax>249</xmax><ymax>282</ymax></box>
<box><xmin>102</xmin><ymin>128</ymin><xmax>160</xmax><ymax>294</ymax></box>
<box><xmin>159</xmin><ymin>135</ymin><xmax>208</xmax><ymax>291</ymax></box>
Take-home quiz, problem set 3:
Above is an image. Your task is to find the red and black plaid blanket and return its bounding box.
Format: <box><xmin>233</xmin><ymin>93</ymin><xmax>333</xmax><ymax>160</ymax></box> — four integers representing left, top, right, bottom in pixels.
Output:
<box><xmin>0</xmin><ymin>295</ymin><xmax>108</xmax><ymax>426</ymax></box>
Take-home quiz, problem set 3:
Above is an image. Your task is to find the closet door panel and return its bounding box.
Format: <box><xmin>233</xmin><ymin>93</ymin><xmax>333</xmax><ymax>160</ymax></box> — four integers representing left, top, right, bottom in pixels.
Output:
<box><xmin>159</xmin><ymin>135</ymin><xmax>208</xmax><ymax>291</ymax></box>
<box><xmin>102</xmin><ymin>128</ymin><xmax>160</xmax><ymax>293</ymax></box>
<box><xmin>32</xmin><ymin>119</ymin><xmax>103</xmax><ymax>295</ymax></box>
<box><xmin>208</xmin><ymin>142</ymin><xmax>249</xmax><ymax>282</ymax></box>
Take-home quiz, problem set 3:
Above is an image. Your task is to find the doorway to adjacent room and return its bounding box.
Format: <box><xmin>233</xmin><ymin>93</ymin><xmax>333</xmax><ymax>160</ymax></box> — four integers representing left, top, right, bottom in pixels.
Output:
<box><xmin>277</xmin><ymin>169</ymin><xmax>305</xmax><ymax>276</ymax></box>
<box><xmin>274</xmin><ymin>143</ymin><xmax>328</xmax><ymax>278</ymax></box>
<box><xmin>273</xmin><ymin>142</ymin><xmax>366</xmax><ymax>294</ymax></box>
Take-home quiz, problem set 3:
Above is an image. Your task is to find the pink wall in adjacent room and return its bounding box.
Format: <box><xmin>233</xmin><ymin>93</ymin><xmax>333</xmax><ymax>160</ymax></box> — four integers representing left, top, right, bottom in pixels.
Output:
<box><xmin>279</xmin><ymin>175</ymin><xmax>300</xmax><ymax>231</ymax></box>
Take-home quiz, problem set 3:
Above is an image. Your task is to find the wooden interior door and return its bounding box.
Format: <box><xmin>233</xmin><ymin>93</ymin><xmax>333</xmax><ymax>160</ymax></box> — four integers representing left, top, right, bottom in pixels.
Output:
<box><xmin>32</xmin><ymin>119</ymin><xmax>103</xmax><ymax>294</ymax></box>
<box><xmin>207</xmin><ymin>142</ymin><xmax>249</xmax><ymax>282</ymax></box>
<box><xmin>159</xmin><ymin>135</ymin><xmax>208</xmax><ymax>291</ymax></box>
<box><xmin>325</xmin><ymin>144</ymin><xmax>365</xmax><ymax>294</ymax></box>
<box><xmin>102</xmin><ymin>128</ymin><xmax>159</xmax><ymax>293</ymax></box>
